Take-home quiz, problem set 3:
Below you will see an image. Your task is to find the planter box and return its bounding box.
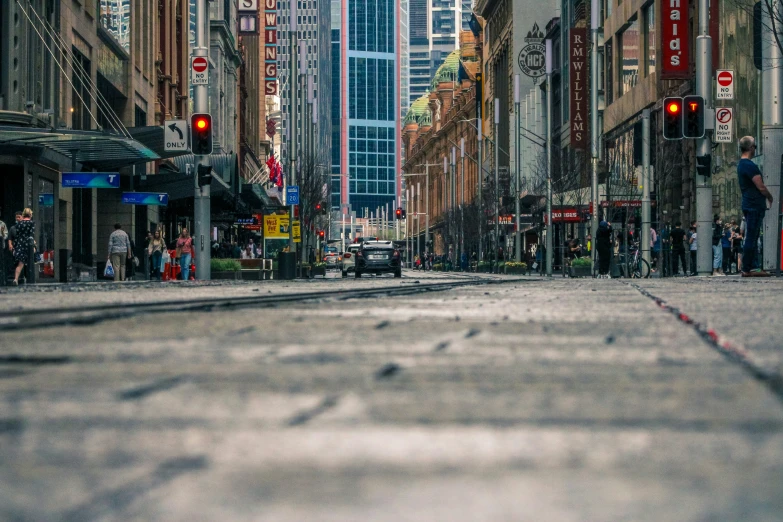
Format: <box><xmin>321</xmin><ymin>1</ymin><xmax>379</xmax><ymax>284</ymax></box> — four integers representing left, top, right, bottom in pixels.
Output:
<box><xmin>569</xmin><ymin>265</ymin><xmax>593</xmax><ymax>278</ymax></box>
<box><xmin>504</xmin><ymin>267</ymin><xmax>527</xmax><ymax>275</ymax></box>
<box><xmin>312</xmin><ymin>267</ymin><xmax>326</xmax><ymax>277</ymax></box>
<box><xmin>211</xmin><ymin>271</ymin><xmax>241</xmax><ymax>280</ymax></box>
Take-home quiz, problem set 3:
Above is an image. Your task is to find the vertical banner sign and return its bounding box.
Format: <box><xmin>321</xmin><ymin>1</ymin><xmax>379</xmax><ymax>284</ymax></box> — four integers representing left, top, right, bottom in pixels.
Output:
<box><xmin>570</xmin><ymin>28</ymin><xmax>588</xmax><ymax>149</ymax></box>
<box><xmin>264</xmin><ymin>0</ymin><xmax>278</xmax><ymax>95</ymax></box>
<box><xmin>661</xmin><ymin>0</ymin><xmax>690</xmax><ymax>79</ymax></box>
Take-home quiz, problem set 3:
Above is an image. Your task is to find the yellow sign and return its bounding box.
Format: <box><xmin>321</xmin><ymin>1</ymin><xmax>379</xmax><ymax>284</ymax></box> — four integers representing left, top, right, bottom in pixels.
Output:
<box><xmin>263</xmin><ymin>214</ymin><xmax>300</xmax><ymax>242</ymax></box>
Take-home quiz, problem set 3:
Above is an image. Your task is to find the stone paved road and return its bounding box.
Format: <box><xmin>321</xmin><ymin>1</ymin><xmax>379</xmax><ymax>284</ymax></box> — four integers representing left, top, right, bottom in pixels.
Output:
<box><xmin>1</xmin><ymin>274</ymin><xmax>782</xmax><ymax>521</ymax></box>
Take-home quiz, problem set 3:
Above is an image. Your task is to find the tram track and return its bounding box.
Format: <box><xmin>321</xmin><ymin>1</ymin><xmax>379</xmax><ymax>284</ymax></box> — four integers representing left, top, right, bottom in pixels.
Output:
<box><xmin>0</xmin><ymin>277</ymin><xmax>516</xmax><ymax>332</ymax></box>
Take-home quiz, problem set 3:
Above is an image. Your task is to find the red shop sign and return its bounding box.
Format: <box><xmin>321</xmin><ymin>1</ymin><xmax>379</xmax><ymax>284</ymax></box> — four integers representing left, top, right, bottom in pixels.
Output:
<box><xmin>544</xmin><ymin>209</ymin><xmax>582</xmax><ymax>224</ymax></box>
<box><xmin>661</xmin><ymin>0</ymin><xmax>689</xmax><ymax>79</ymax></box>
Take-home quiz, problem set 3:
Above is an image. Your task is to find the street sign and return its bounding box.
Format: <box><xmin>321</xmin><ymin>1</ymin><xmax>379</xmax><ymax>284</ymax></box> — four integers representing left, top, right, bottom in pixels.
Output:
<box><xmin>286</xmin><ymin>185</ymin><xmax>299</xmax><ymax>205</ymax></box>
<box><xmin>191</xmin><ymin>56</ymin><xmax>209</xmax><ymax>85</ymax></box>
<box><xmin>716</xmin><ymin>70</ymin><xmax>734</xmax><ymax>100</ymax></box>
<box><xmin>715</xmin><ymin>107</ymin><xmax>734</xmax><ymax>142</ymax></box>
<box><xmin>62</xmin><ymin>172</ymin><xmax>120</xmax><ymax>188</ymax></box>
<box><xmin>164</xmin><ymin>120</ymin><xmax>188</xmax><ymax>151</ymax></box>
<box><xmin>121</xmin><ymin>192</ymin><xmax>169</xmax><ymax>206</ymax></box>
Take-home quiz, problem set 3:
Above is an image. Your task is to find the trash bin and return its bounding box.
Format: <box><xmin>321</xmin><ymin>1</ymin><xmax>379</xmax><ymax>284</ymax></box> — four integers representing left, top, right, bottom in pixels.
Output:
<box><xmin>277</xmin><ymin>252</ymin><xmax>296</xmax><ymax>280</ymax></box>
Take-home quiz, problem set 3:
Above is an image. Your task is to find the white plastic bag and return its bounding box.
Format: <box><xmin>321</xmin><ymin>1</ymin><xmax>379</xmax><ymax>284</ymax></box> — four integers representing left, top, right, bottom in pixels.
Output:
<box><xmin>104</xmin><ymin>260</ymin><xmax>115</xmax><ymax>278</ymax></box>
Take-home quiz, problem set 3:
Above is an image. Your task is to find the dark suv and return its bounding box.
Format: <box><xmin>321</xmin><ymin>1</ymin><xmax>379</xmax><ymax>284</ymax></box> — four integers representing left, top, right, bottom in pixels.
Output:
<box><xmin>355</xmin><ymin>240</ymin><xmax>402</xmax><ymax>278</ymax></box>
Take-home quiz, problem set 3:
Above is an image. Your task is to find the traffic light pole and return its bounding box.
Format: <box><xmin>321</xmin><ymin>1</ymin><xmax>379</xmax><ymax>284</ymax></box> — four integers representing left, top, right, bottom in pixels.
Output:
<box><xmin>194</xmin><ymin>0</ymin><xmax>210</xmax><ymax>280</ymax></box>
<box><xmin>762</xmin><ymin>0</ymin><xmax>783</xmax><ymax>271</ymax></box>
<box><xmin>695</xmin><ymin>0</ymin><xmax>713</xmax><ymax>276</ymax></box>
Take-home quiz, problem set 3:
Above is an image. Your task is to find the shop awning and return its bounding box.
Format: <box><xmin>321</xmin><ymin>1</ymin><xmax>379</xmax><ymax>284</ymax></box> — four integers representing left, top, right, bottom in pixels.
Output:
<box><xmin>0</xmin><ymin>126</ymin><xmax>160</xmax><ymax>171</ymax></box>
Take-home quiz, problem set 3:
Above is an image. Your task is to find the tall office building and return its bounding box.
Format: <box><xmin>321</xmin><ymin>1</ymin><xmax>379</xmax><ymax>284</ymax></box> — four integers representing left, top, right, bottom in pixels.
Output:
<box><xmin>460</xmin><ymin>0</ymin><xmax>472</xmax><ymax>31</ymax></box>
<box><xmin>331</xmin><ymin>0</ymin><xmax>401</xmax><ymax>215</ymax></box>
<box><xmin>400</xmin><ymin>0</ymin><xmax>410</xmax><ymax>120</ymax></box>
<box><xmin>408</xmin><ymin>0</ymin><xmax>461</xmax><ymax>106</ymax></box>
<box><xmin>277</xmin><ymin>0</ymin><xmax>332</xmax><ymax>167</ymax></box>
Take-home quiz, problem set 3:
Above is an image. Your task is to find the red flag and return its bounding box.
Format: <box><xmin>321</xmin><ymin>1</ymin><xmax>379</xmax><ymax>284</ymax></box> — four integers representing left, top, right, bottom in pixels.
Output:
<box><xmin>275</xmin><ymin>162</ymin><xmax>284</xmax><ymax>187</ymax></box>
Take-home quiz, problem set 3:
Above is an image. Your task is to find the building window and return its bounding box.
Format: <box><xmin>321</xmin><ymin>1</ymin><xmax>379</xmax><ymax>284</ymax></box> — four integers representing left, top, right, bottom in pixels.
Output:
<box><xmin>619</xmin><ymin>17</ymin><xmax>639</xmax><ymax>96</ymax></box>
<box><xmin>643</xmin><ymin>3</ymin><xmax>656</xmax><ymax>76</ymax></box>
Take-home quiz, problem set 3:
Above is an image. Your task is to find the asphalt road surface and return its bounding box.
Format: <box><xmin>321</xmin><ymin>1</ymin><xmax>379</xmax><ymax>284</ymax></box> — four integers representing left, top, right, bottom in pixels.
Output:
<box><xmin>1</xmin><ymin>273</ymin><xmax>782</xmax><ymax>521</ymax></box>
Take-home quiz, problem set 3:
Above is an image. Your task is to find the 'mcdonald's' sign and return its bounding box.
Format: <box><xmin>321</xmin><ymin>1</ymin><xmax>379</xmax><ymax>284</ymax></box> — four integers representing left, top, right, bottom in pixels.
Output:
<box><xmin>661</xmin><ymin>0</ymin><xmax>689</xmax><ymax>78</ymax></box>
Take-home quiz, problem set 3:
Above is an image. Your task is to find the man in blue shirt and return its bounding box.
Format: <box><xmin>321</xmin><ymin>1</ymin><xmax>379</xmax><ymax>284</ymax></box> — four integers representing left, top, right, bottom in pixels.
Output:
<box><xmin>737</xmin><ymin>136</ymin><xmax>774</xmax><ymax>276</ymax></box>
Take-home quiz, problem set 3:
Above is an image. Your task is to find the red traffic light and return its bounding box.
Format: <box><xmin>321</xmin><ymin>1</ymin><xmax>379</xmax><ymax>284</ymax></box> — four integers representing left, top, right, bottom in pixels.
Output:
<box><xmin>315</xmin><ymin>203</ymin><xmax>322</xmax><ymax>211</ymax></box>
<box><xmin>318</xmin><ymin>230</ymin><xmax>325</xmax><ymax>239</ymax></box>
<box><xmin>667</xmin><ymin>101</ymin><xmax>680</xmax><ymax>114</ymax></box>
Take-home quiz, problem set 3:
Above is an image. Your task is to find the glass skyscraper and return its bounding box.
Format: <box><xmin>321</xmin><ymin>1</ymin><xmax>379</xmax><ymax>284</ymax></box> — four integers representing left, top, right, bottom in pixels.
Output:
<box><xmin>331</xmin><ymin>0</ymin><xmax>400</xmax><ymax>215</ymax></box>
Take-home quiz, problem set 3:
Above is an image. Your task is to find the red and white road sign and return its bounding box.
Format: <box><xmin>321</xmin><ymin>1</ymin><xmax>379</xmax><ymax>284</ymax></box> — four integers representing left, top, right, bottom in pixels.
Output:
<box><xmin>716</xmin><ymin>69</ymin><xmax>734</xmax><ymax>100</ymax></box>
<box><xmin>715</xmin><ymin>107</ymin><xmax>733</xmax><ymax>143</ymax></box>
<box><xmin>191</xmin><ymin>56</ymin><xmax>209</xmax><ymax>85</ymax></box>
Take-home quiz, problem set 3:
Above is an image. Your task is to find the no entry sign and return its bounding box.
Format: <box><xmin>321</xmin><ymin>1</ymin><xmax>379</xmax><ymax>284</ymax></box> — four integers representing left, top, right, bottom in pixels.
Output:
<box><xmin>191</xmin><ymin>56</ymin><xmax>209</xmax><ymax>85</ymax></box>
<box><xmin>716</xmin><ymin>70</ymin><xmax>734</xmax><ymax>100</ymax></box>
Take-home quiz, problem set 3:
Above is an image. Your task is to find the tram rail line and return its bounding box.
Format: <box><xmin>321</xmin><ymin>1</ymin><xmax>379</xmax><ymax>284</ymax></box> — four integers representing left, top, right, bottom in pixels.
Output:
<box><xmin>0</xmin><ymin>277</ymin><xmax>515</xmax><ymax>332</ymax></box>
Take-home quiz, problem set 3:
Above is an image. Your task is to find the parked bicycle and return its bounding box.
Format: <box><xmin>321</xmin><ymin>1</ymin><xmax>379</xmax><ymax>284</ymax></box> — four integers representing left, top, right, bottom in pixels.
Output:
<box><xmin>622</xmin><ymin>241</ymin><xmax>651</xmax><ymax>278</ymax></box>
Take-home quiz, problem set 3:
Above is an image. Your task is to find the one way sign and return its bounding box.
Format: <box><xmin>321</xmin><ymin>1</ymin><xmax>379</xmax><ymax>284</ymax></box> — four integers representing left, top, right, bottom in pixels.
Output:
<box><xmin>164</xmin><ymin>120</ymin><xmax>188</xmax><ymax>151</ymax></box>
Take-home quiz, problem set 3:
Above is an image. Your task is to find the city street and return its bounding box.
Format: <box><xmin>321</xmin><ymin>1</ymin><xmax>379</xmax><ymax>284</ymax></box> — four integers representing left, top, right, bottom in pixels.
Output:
<box><xmin>1</xmin><ymin>273</ymin><xmax>782</xmax><ymax>521</ymax></box>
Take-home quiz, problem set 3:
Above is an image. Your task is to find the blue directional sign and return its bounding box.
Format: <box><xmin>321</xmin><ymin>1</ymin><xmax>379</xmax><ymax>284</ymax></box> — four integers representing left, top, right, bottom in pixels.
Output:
<box><xmin>121</xmin><ymin>192</ymin><xmax>169</xmax><ymax>206</ymax></box>
<box><xmin>62</xmin><ymin>172</ymin><xmax>120</xmax><ymax>188</ymax></box>
<box><xmin>286</xmin><ymin>185</ymin><xmax>299</xmax><ymax>205</ymax></box>
<box><xmin>38</xmin><ymin>193</ymin><xmax>54</xmax><ymax>207</ymax></box>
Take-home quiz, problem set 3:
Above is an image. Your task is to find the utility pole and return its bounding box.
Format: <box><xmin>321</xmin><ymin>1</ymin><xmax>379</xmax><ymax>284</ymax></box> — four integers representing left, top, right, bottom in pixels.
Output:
<box><xmin>494</xmin><ymin>98</ymin><xmax>500</xmax><ymax>272</ymax></box>
<box><xmin>545</xmin><ymin>40</ymin><xmax>554</xmax><ymax>276</ymax></box>
<box><xmin>288</xmin><ymin>3</ymin><xmax>298</xmax><ymax>255</ymax></box>
<box><xmin>762</xmin><ymin>0</ymin><xmax>783</xmax><ymax>270</ymax></box>
<box><xmin>477</xmin><ymin>118</ymin><xmax>483</xmax><ymax>262</ymax></box>
<box><xmin>590</xmin><ymin>0</ymin><xmax>601</xmax><ymax>265</ymax></box>
<box><xmin>641</xmin><ymin>108</ymin><xmax>651</xmax><ymax>268</ymax></box>
<box><xmin>193</xmin><ymin>0</ymin><xmax>211</xmax><ymax>280</ymax></box>
<box><xmin>460</xmin><ymin>137</ymin><xmax>466</xmax><ymax>268</ymax></box>
<box><xmin>695</xmin><ymin>0</ymin><xmax>713</xmax><ymax>275</ymax></box>
<box><xmin>514</xmin><ymin>75</ymin><xmax>522</xmax><ymax>263</ymax></box>
<box><xmin>451</xmin><ymin>146</ymin><xmax>457</xmax><ymax>265</ymax></box>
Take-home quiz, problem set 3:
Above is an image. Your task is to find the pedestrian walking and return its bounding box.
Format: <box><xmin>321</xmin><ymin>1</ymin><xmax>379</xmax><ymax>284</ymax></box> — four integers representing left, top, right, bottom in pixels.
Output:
<box><xmin>661</xmin><ymin>222</ymin><xmax>671</xmax><ymax>276</ymax></box>
<box><xmin>721</xmin><ymin>223</ymin><xmax>733</xmax><ymax>274</ymax></box>
<box><xmin>731</xmin><ymin>225</ymin><xmax>743</xmax><ymax>273</ymax></box>
<box><xmin>596</xmin><ymin>220</ymin><xmax>613</xmax><ymax>277</ymax></box>
<box><xmin>651</xmin><ymin>225</ymin><xmax>661</xmax><ymax>272</ymax></box>
<box><xmin>670</xmin><ymin>222</ymin><xmax>687</xmax><ymax>276</ymax></box>
<box><xmin>176</xmin><ymin>228</ymin><xmax>194</xmax><ymax>281</ymax></box>
<box><xmin>147</xmin><ymin>230</ymin><xmax>166</xmax><ymax>281</ymax></box>
<box><xmin>712</xmin><ymin>215</ymin><xmax>725</xmax><ymax>275</ymax></box>
<box><xmin>11</xmin><ymin>208</ymin><xmax>35</xmax><ymax>286</ymax></box>
<box><xmin>688</xmin><ymin>226</ymin><xmax>698</xmax><ymax>276</ymax></box>
<box><xmin>737</xmin><ymin>136</ymin><xmax>774</xmax><ymax>276</ymax></box>
<box><xmin>108</xmin><ymin>223</ymin><xmax>132</xmax><ymax>282</ymax></box>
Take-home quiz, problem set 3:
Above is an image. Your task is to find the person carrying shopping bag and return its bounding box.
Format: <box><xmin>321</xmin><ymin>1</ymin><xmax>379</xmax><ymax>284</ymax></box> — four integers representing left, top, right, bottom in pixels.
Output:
<box><xmin>108</xmin><ymin>223</ymin><xmax>132</xmax><ymax>282</ymax></box>
<box><xmin>148</xmin><ymin>230</ymin><xmax>166</xmax><ymax>281</ymax></box>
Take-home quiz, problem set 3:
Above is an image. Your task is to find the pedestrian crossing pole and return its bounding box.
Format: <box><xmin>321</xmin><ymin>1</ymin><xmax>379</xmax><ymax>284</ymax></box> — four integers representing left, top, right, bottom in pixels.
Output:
<box><xmin>194</xmin><ymin>0</ymin><xmax>211</xmax><ymax>280</ymax></box>
<box><xmin>695</xmin><ymin>0</ymin><xmax>713</xmax><ymax>275</ymax></box>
